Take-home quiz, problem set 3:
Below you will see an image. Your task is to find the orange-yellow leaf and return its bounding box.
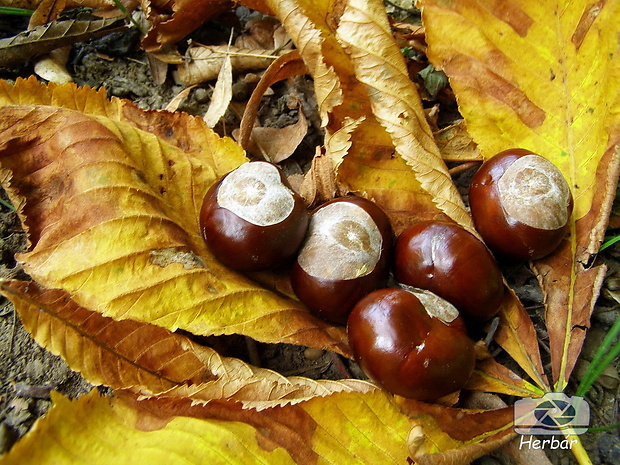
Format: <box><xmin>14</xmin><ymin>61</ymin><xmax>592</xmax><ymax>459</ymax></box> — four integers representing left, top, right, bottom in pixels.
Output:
<box><xmin>0</xmin><ymin>79</ymin><xmax>349</xmax><ymax>355</ymax></box>
<box><xmin>1</xmin><ymin>280</ymin><xmax>210</xmax><ymax>394</ymax></box>
<box><xmin>0</xmin><ymin>280</ymin><xmax>369</xmax><ymax>407</ymax></box>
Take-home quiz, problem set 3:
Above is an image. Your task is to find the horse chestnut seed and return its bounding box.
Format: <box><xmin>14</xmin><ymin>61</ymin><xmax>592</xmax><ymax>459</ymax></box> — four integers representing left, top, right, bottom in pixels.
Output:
<box><xmin>469</xmin><ymin>149</ymin><xmax>573</xmax><ymax>261</ymax></box>
<box><xmin>347</xmin><ymin>287</ymin><xmax>475</xmax><ymax>401</ymax></box>
<box><xmin>394</xmin><ymin>220</ymin><xmax>504</xmax><ymax>321</ymax></box>
<box><xmin>291</xmin><ymin>196</ymin><xmax>393</xmax><ymax>325</ymax></box>
<box><xmin>200</xmin><ymin>161</ymin><xmax>309</xmax><ymax>271</ymax></box>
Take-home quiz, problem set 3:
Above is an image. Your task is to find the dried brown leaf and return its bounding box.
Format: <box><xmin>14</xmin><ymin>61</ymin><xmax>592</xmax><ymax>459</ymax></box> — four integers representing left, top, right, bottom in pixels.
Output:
<box><xmin>238</xmin><ymin>49</ymin><xmax>307</xmax><ymax>151</ymax></box>
<box><xmin>0</xmin><ymin>17</ymin><xmax>126</xmax><ymax>68</ymax></box>
<box><xmin>141</xmin><ymin>0</ymin><xmax>234</xmax><ymax>52</ymax></box>
<box><xmin>174</xmin><ymin>45</ymin><xmax>278</xmax><ymax>86</ymax></box>
<box><xmin>242</xmin><ymin>101</ymin><xmax>308</xmax><ymax>163</ymax></box>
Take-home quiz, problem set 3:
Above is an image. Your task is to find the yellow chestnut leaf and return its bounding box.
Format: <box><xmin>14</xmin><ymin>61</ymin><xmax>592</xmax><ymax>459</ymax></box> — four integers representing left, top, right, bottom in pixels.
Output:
<box><xmin>1</xmin><ymin>389</ymin><xmax>517</xmax><ymax>465</ymax></box>
<box><xmin>0</xmin><ymin>280</ymin><xmax>369</xmax><ymax>407</ymax></box>
<box><xmin>421</xmin><ymin>0</ymin><xmax>620</xmax><ymax>389</ymax></box>
<box><xmin>0</xmin><ymin>78</ymin><xmax>348</xmax><ymax>355</ymax></box>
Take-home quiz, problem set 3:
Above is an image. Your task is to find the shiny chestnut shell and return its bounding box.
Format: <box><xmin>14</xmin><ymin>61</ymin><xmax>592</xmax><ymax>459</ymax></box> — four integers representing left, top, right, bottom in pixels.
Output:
<box><xmin>291</xmin><ymin>196</ymin><xmax>393</xmax><ymax>325</ymax></box>
<box><xmin>394</xmin><ymin>220</ymin><xmax>504</xmax><ymax>321</ymax></box>
<box><xmin>347</xmin><ymin>287</ymin><xmax>475</xmax><ymax>401</ymax></box>
<box><xmin>469</xmin><ymin>149</ymin><xmax>574</xmax><ymax>261</ymax></box>
<box><xmin>200</xmin><ymin>161</ymin><xmax>309</xmax><ymax>271</ymax></box>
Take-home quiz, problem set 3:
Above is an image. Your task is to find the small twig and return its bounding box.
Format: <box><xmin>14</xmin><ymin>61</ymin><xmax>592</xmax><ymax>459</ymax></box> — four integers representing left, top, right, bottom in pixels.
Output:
<box><xmin>484</xmin><ymin>316</ymin><xmax>500</xmax><ymax>347</ymax></box>
<box><xmin>193</xmin><ymin>50</ymin><xmax>280</xmax><ymax>61</ymax></box>
<box><xmin>448</xmin><ymin>161</ymin><xmax>480</xmax><ymax>176</ymax></box>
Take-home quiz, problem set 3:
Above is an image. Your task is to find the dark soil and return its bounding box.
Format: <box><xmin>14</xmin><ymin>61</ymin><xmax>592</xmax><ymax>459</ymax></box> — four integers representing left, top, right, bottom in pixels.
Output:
<box><xmin>0</xmin><ymin>7</ymin><xmax>619</xmax><ymax>464</ymax></box>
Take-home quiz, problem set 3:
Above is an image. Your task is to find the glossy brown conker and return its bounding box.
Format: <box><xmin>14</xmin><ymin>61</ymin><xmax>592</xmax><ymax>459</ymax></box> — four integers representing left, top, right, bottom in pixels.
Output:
<box><xmin>291</xmin><ymin>196</ymin><xmax>393</xmax><ymax>325</ymax></box>
<box><xmin>347</xmin><ymin>287</ymin><xmax>475</xmax><ymax>401</ymax></box>
<box><xmin>200</xmin><ymin>161</ymin><xmax>309</xmax><ymax>271</ymax></box>
<box><xmin>469</xmin><ymin>149</ymin><xmax>573</xmax><ymax>261</ymax></box>
<box><xmin>394</xmin><ymin>220</ymin><xmax>504</xmax><ymax>321</ymax></box>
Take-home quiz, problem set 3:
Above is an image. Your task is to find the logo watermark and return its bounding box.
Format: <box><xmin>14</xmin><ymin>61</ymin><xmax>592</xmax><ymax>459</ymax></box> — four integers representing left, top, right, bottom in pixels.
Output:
<box><xmin>513</xmin><ymin>393</ymin><xmax>590</xmax><ymax>450</ymax></box>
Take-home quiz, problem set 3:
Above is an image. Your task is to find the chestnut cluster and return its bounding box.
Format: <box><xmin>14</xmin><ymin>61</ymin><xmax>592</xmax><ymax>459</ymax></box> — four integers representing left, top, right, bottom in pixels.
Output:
<box><xmin>200</xmin><ymin>151</ymin><xmax>572</xmax><ymax>401</ymax></box>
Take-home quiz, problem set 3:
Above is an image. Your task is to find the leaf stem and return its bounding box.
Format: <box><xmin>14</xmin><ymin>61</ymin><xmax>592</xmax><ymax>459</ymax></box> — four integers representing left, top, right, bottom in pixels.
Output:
<box><xmin>566</xmin><ymin>433</ymin><xmax>593</xmax><ymax>465</ymax></box>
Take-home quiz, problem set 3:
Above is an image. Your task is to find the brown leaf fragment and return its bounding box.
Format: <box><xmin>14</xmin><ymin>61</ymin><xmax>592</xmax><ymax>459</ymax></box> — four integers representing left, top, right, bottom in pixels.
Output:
<box><xmin>235</xmin><ymin>17</ymin><xmax>289</xmax><ymax>50</ymax></box>
<box><xmin>242</xmin><ymin>101</ymin><xmax>308</xmax><ymax>163</ymax></box>
<box><xmin>141</xmin><ymin>0</ymin><xmax>234</xmax><ymax>52</ymax></box>
<box><xmin>299</xmin><ymin>147</ymin><xmax>337</xmax><ymax>206</ymax></box>
<box><xmin>238</xmin><ymin>49</ymin><xmax>307</xmax><ymax>151</ymax></box>
<box><xmin>494</xmin><ymin>290</ymin><xmax>549</xmax><ymax>390</ymax></box>
<box><xmin>397</xmin><ymin>397</ymin><xmax>515</xmax><ymax>465</ymax></box>
<box><xmin>435</xmin><ymin>121</ymin><xmax>482</xmax><ymax>163</ymax></box>
<box><xmin>0</xmin><ymin>17</ymin><xmax>127</xmax><ymax>68</ymax></box>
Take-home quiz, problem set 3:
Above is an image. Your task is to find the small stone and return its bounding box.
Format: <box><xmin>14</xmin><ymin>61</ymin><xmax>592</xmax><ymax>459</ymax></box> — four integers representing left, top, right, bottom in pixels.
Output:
<box><xmin>5</xmin><ymin>398</ymin><xmax>31</xmax><ymax>427</ymax></box>
<box><xmin>192</xmin><ymin>87</ymin><xmax>210</xmax><ymax>103</ymax></box>
<box><xmin>0</xmin><ymin>423</ymin><xmax>17</xmax><ymax>454</ymax></box>
<box><xmin>303</xmin><ymin>348</ymin><xmax>324</xmax><ymax>360</ymax></box>
<box><xmin>599</xmin><ymin>432</ymin><xmax>620</xmax><ymax>465</ymax></box>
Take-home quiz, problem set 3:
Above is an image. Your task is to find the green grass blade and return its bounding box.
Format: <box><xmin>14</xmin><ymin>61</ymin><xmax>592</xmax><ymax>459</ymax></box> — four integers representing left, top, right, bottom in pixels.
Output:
<box><xmin>0</xmin><ymin>7</ymin><xmax>34</xmax><ymax>16</ymax></box>
<box><xmin>576</xmin><ymin>316</ymin><xmax>620</xmax><ymax>397</ymax></box>
<box><xmin>600</xmin><ymin>234</ymin><xmax>620</xmax><ymax>251</ymax></box>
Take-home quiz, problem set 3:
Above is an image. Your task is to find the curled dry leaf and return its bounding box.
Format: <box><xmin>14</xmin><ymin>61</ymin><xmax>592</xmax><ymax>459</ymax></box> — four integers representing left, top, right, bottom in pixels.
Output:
<box><xmin>238</xmin><ymin>49</ymin><xmax>308</xmax><ymax>150</ymax></box>
<box><xmin>174</xmin><ymin>45</ymin><xmax>279</xmax><ymax>86</ymax></box>
<box><xmin>141</xmin><ymin>0</ymin><xmax>234</xmax><ymax>52</ymax></box>
<box><xmin>203</xmin><ymin>54</ymin><xmax>233</xmax><ymax>128</ymax></box>
<box><xmin>435</xmin><ymin>121</ymin><xmax>482</xmax><ymax>163</ymax></box>
<box><xmin>241</xmin><ymin>100</ymin><xmax>308</xmax><ymax>163</ymax></box>
<box><xmin>421</xmin><ymin>0</ymin><xmax>620</xmax><ymax>389</ymax></box>
<box><xmin>0</xmin><ymin>78</ymin><xmax>349</xmax><ymax>356</ymax></box>
<box><xmin>398</xmin><ymin>398</ymin><xmax>515</xmax><ymax>465</ymax></box>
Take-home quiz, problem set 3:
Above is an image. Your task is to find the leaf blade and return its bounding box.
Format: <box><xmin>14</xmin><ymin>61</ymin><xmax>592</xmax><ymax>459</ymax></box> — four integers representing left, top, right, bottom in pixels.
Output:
<box><xmin>421</xmin><ymin>0</ymin><xmax>620</xmax><ymax>389</ymax></box>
